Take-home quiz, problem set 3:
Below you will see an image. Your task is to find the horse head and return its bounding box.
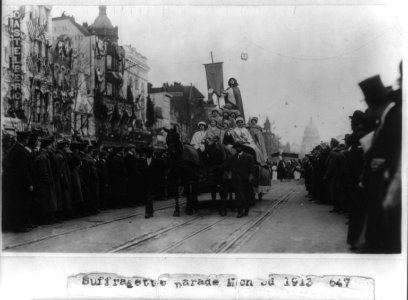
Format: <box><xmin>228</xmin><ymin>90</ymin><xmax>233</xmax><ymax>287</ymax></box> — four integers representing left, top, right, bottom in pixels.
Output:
<box><xmin>204</xmin><ymin>136</ymin><xmax>224</xmax><ymax>165</ymax></box>
<box><xmin>164</xmin><ymin>126</ymin><xmax>183</xmax><ymax>159</ymax></box>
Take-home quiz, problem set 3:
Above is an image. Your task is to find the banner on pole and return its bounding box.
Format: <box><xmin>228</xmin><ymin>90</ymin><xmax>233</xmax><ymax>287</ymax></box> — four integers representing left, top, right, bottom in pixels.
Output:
<box><xmin>204</xmin><ymin>62</ymin><xmax>224</xmax><ymax>104</ymax></box>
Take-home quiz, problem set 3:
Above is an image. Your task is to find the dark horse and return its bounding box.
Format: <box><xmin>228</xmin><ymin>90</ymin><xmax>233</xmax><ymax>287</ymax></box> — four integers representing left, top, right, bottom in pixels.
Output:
<box><xmin>164</xmin><ymin>127</ymin><xmax>200</xmax><ymax>216</ymax></box>
<box><xmin>204</xmin><ymin>138</ymin><xmax>235</xmax><ymax>216</ymax></box>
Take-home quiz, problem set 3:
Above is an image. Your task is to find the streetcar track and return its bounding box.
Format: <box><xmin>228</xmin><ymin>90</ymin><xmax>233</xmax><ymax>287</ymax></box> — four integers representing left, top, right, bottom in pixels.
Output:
<box><xmin>111</xmin><ymin>187</ymin><xmax>294</xmax><ymax>253</ymax></box>
<box><xmin>3</xmin><ymin>199</ymin><xmax>185</xmax><ymax>251</ymax></box>
<box><xmin>214</xmin><ymin>190</ymin><xmax>294</xmax><ymax>253</ymax></box>
<box><xmin>107</xmin><ymin>215</ymin><xmax>202</xmax><ymax>253</ymax></box>
<box><xmin>158</xmin><ymin>216</ymin><xmax>229</xmax><ymax>253</ymax></box>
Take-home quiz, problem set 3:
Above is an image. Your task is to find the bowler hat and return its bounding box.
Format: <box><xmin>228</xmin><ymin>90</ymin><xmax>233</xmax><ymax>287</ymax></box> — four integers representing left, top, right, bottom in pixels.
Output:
<box><xmin>358</xmin><ymin>75</ymin><xmax>393</xmax><ymax>105</ymax></box>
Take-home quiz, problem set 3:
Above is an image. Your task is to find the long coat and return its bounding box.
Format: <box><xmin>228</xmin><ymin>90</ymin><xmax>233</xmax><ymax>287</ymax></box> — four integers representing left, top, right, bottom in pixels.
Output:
<box><xmin>67</xmin><ymin>151</ymin><xmax>84</xmax><ymax>204</ymax></box>
<box><xmin>55</xmin><ymin>150</ymin><xmax>73</xmax><ymax>211</ymax></box>
<box><xmin>7</xmin><ymin>143</ymin><xmax>34</xmax><ymax>210</ymax></box>
<box><xmin>48</xmin><ymin>150</ymin><xmax>63</xmax><ymax>210</ymax></box>
<box><xmin>111</xmin><ymin>153</ymin><xmax>128</xmax><ymax>197</ymax></box>
<box><xmin>277</xmin><ymin>160</ymin><xmax>287</xmax><ymax>180</ymax></box>
<box><xmin>33</xmin><ymin>149</ymin><xmax>58</xmax><ymax>213</ymax></box>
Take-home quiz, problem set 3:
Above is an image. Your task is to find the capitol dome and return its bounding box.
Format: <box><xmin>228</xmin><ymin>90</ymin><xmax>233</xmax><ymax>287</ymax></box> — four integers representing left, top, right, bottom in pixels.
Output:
<box><xmin>90</xmin><ymin>6</ymin><xmax>118</xmax><ymax>42</ymax></box>
<box><xmin>300</xmin><ymin>118</ymin><xmax>321</xmax><ymax>156</ymax></box>
<box><xmin>92</xmin><ymin>6</ymin><xmax>113</xmax><ymax>29</ymax></box>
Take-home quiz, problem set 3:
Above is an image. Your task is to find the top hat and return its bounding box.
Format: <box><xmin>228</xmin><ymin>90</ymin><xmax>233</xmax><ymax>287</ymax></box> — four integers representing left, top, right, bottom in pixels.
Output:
<box><xmin>358</xmin><ymin>75</ymin><xmax>393</xmax><ymax>105</ymax></box>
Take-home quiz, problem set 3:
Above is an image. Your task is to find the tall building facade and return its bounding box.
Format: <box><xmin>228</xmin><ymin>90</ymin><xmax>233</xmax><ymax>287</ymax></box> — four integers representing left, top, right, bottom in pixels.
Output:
<box><xmin>2</xmin><ymin>5</ymin><xmax>53</xmax><ymax>134</ymax></box>
<box><xmin>121</xmin><ymin>44</ymin><xmax>150</xmax><ymax>130</ymax></box>
<box><xmin>52</xmin><ymin>13</ymin><xmax>99</xmax><ymax>138</ymax></box>
<box><xmin>300</xmin><ymin>118</ymin><xmax>321</xmax><ymax>156</ymax></box>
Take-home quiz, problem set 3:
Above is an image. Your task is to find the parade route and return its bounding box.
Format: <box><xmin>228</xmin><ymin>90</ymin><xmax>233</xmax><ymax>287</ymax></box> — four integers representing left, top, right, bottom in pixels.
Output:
<box><xmin>2</xmin><ymin>180</ymin><xmax>350</xmax><ymax>253</ymax></box>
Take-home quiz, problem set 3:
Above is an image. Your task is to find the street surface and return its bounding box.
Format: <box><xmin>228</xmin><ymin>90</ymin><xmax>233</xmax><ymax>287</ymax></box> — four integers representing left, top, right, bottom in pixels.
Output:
<box><xmin>2</xmin><ymin>180</ymin><xmax>350</xmax><ymax>253</ymax></box>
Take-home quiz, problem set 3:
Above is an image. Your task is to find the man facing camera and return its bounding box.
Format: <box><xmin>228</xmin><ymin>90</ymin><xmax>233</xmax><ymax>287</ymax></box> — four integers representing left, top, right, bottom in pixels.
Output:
<box><xmin>215</xmin><ymin>141</ymin><xmax>255</xmax><ymax>218</ymax></box>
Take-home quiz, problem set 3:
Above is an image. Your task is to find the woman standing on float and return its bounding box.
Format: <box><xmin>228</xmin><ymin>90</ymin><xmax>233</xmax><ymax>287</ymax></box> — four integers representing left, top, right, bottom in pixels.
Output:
<box><xmin>233</xmin><ymin>117</ymin><xmax>266</xmax><ymax>165</ymax></box>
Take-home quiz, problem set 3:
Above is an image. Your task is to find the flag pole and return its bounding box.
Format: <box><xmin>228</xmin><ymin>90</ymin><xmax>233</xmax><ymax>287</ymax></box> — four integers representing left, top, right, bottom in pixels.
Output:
<box><xmin>210</xmin><ymin>52</ymin><xmax>220</xmax><ymax>108</ymax></box>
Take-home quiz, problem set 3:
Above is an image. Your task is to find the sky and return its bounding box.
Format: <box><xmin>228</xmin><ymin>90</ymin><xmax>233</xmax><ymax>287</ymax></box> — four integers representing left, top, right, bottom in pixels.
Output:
<box><xmin>49</xmin><ymin>4</ymin><xmax>403</xmax><ymax>145</ymax></box>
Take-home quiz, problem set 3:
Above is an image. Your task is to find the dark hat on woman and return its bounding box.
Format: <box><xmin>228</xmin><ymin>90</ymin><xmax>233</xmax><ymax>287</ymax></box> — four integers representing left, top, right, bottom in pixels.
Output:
<box><xmin>358</xmin><ymin>75</ymin><xmax>393</xmax><ymax>105</ymax></box>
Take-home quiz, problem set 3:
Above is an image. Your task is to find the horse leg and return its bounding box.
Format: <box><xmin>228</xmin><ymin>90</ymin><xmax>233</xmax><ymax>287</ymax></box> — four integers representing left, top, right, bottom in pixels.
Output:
<box><xmin>219</xmin><ymin>182</ymin><xmax>227</xmax><ymax>216</ymax></box>
<box><xmin>171</xmin><ymin>180</ymin><xmax>180</xmax><ymax>217</ymax></box>
<box><xmin>173</xmin><ymin>196</ymin><xmax>180</xmax><ymax>217</ymax></box>
<box><xmin>185</xmin><ymin>182</ymin><xmax>194</xmax><ymax>215</ymax></box>
<box><xmin>192</xmin><ymin>177</ymin><xmax>199</xmax><ymax>211</ymax></box>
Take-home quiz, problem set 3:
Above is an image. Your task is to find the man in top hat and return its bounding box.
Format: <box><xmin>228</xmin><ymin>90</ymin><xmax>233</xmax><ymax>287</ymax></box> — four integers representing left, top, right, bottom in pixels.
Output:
<box><xmin>4</xmin><ymin>131</ymin><xmax>36</xmax><ymax>232</ymax></box>
<box><xmin>360</xmin><ymin>69</ymin><xmax>402</xmax><ymax>253</ymax></box>
<box><xmin>215</xmin><ymin>141</ymin><xmax>255</xmax><ymax>217</ymax></box>
<box><xmin>190</xmin><ymin>121</ymin><xmax>207</xmax><ymax>152</ymax></box>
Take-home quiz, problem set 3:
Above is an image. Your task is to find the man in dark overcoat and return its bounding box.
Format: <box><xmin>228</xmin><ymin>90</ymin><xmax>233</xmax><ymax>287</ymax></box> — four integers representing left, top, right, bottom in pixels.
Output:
<box><xmin>124</xmin><ymin>144</ymin><xmax>139</xmax><ymax>206</ymax></box>
<box><xmin>55</xmin><ymin>140</ymin><xmax>73</xmax><ymax>218</ymax></box>
<box><xmin>33</xmin><ymin>137</ymin><xmax>59</xmax><ymax>224</ymax></box>
<box><xmin>5</xmin><ymin>131</ymin><xmax>36</xmax><ymax>232</ymax></box>
<box><xmin>110</xmin><ymin>147</ymin><xmax>128</xmax><ymax>208</ymax></box>
<box><xmin>97</xmin><ymin>150</ymin><xmax>111</xmax><ymax>209</ymax></box>
<box><xmin>359</xmin><ymin>74</ymin><xmax>399</xmax><ymax>253</ymax></box>
<box><xmin>139</xmin><ymin>147</ymin><xmax>165</xmax><ymax>218</ymax></box>
<box><xmin>68</xmin><ymin>141</ymin><xmax>85</xmax><ymax>215</ymax></box>
<box><xmin>215</xmin><ymin>141</ymin><xmax>255</xmax><ymax>217</ymax></box>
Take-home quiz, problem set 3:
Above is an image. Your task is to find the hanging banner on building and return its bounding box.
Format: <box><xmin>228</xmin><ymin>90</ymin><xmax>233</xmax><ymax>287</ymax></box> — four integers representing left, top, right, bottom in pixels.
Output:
<box><xmin>11</xmin><ymin>9</ymin><xmax>23</xmax><ymax>108</ymax></box>
<box><xmin>203</xmin><ymin>62</ymin><xmax>224</xmax><ymax>103</ymax></box>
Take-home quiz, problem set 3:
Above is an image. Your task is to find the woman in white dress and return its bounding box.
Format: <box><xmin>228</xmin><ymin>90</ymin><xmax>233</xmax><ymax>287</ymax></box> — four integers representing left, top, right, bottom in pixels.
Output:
<box><xmin>190</xmin><ymin>121</ymin><xmax>207</xmax><ymax>152</ymax></box>
<box><xmin>233</xmin><ymin>117</ymin><xmax>266</xmax><ymax>165</ymax></box>
<box><xmin>271</xmin><ymin>162</ymin><xmax>278</xmax><ymax>181</ymax></box>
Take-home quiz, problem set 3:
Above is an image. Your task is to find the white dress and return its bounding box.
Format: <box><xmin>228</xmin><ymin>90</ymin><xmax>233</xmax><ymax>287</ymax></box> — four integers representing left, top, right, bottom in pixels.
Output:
<box><xmin>233</xmin><ymin>126</ymin><xmax>266</xmax><ymax>165</ymax></box>
<box><xmin>190</xmin><ymin>130</ymin><xmax>206</xmax><ymax>151</ymax></box>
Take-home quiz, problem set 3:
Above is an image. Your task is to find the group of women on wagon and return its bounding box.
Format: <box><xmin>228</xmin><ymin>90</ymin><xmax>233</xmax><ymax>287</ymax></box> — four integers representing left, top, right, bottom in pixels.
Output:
<box><xmin>190</xmin><ymin>105</ymin><xmax>268</xmax><ymax>166</ymax></box>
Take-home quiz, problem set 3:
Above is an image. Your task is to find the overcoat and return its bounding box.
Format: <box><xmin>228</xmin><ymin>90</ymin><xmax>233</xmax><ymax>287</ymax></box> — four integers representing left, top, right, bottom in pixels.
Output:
<box><xmin>7</xmin><ymin>143</ymin><xmax>34</xmax><ymax>210</ymax></box>
<box><xmin>33</xmin><ymin>149</ymin><xmax>58</xmax><ymax>212</ymax></box>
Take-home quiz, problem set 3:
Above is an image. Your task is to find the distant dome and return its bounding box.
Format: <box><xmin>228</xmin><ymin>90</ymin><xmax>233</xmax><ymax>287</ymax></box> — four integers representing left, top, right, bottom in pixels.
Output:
<box><xmin>300</xmin><ymin>118</ymin><xmax>321</xmax><ymax>155</ymax></box>
<box><xmin>303</xmin><ymin>118</ymin><xmax>320</xmax><ymax>139</ymax></box>
<box><xmin>92</xmin><ymin>6</ymin><xmax>113</xmax><ymax>29</ymax></box>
